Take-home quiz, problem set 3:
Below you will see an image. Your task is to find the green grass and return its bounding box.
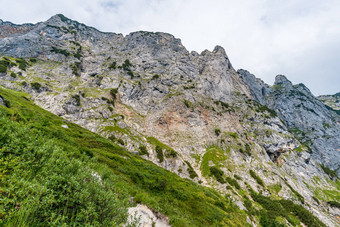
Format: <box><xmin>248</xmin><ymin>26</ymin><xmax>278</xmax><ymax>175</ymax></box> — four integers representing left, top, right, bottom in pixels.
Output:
<box><xmin>320</xmin><ymin>163</ymin><xmax>338</xmax><ymax>179</ymax></box>
<box><xmin>0</xmin><ymin>86</ymin><xmax>249</xmax><ymax>226</ymax></box>
<box><xmin>249</xmin><ymin>188</ymin><xmax>326</xmax><ymax>227</ymax></box>
<box><xmin>201</xmin><ymin>146</ymin><xmax>228</xmax><ymax>177</ymax></box>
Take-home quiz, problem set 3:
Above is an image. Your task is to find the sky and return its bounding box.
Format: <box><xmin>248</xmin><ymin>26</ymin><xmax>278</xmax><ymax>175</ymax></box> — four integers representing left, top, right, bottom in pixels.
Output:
<box><xmin>1</xmin><ymin>0</ymin><xmax>339</xmax><ymax>95</ymax></box>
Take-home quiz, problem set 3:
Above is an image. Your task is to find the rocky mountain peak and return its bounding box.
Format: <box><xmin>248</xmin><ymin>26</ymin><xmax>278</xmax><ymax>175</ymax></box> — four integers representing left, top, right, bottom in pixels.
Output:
<box><xmin>213</xmin><ymin>45</ymin><xmax>227</xmax><ymax>56</ymax></box>
<box><xmin>45</xmin><ymin>14</ymin><xmax>70</xmax><ymax>26</ymax></box>
<box><xmin>274</xmin><ymin>74</ymin><xmax>293</xmax><ymax>88</ymax></box>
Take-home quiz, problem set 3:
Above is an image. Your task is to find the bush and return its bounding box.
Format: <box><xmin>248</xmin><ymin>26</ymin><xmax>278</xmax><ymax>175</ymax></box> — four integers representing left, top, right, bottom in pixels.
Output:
<box><xmin>234</xmin><ymin>174</ymin><xmax>242</xmax><ymax>180</ymax></box>
<box><xmin>122</xmin><ymin>59</ymin><xmax>132</xmax><ymax>71</ymax></box>
<box><xmin>215</xmin><ymin>128</ymin><xmax>221</xmax><ymax>136</ymax></box>
<box><xmin>155</xmin><ymin>145</ymin><xmax>164</xmax><ymax>162</ymax></box>
<box><xmin>31</xmin><ymin>82</ymin><xmax>41</xmax><ymax>90</ymax></box>
<box><xmin>108</xmin><ymin>135</ymin><xmax>116</xmax><ymax>141</ymax></box>
<box><xmin>3</xmin><ymin>99</ymin><xmax>11</xmax><ymax>108</ymax></box>
<box><xmin>285</xmin><ymin>183</ymin><xmax>304</xmax><ymax>204</ymax></box>
<box><xmin>165</xmin><ymin>149</ymin><xmax>177</xmax><ymax>158</ymax></box>
<box><xmin>139</xmin><ymin>145</ymin><xmax>149</xmax><ymax>156</ymax></box>
<box><xmin>10</xmin><ymin>72</ymin><xmax>17</xmax><ymax>78</ymax></box>
<box><xmin>210</xmin><ymin>166</ymin><xmax>225</xmax><ymax>183</ymax></box>
<box><xmin>320</xmin><ymin>164</ymin><xmax>338</xmax><ymax>178</ymax></box>
<box><xmin>328</xmin><ymin>201</ymin><xmax>340</xmax><ymax>208</ymax></box>
<box><xmin>184</xmin><ymin>99</ymin><xmax>192</xmax><ymax>108</ymax></box>
<box><xmin>117</xmin><ymin>138</ymin><xmax>124</xmax><ymax>145</ymax></box>
<box><xmin>110</xmin><ymin>88</ymin><xmax>118</xmax><ymax>100</ymax></box>
<box><xmin>72</xmin><ymin>94</ymin><xmax>81</xmax><ymax>106</ymax></box>
<box><xmin>249</xmin><ymin>170</ymin><xmax>265</xmax><ymax>187</ymax></box>
<box><xmin>16</xmin><ymin>58</ymin><xmax>28</xmax><ymax>71</ymax></box>
<box><xmin>226</xmin><ymin>177</ymin><xmax>240</xmax><ymax>190</ymax></box>
<box><xmin>70</xmin><ymin>62</ymin><xmax>81</xmax><ymax>76</ymax></box>
<box><xmin>185</xmin><ymin>161</ymin><xmax>198</xmax><ymax>179</ymax></box>
<box><xmin>0</xmin><ymin>64</ymin><xmax>7</xmax><ymax>73</ymax></box>
<box><xmin>280</xmin><ymin>199</ymin><xmax>326</xmax><ymax>227</ymax></box>
<box><xmin>109</xmin><ymin>62</ymin><xmax>117</xmax><ymax>69</ymax></box>
<box><xmin>256</xmin><ymin>104</ymin><xmax>277</xmax><ymax>118</ymax></box>
<box><xmin>152</xmin><ymin>74</ymin><xmax>160</xmax><ymax>80</ymax></box>
<box><xmin>51</xmin><ymin>46</ymin><xmax>70</xmax><ymax>57</ymax></box>
<box><xmin>127</xmin><ymin>70</ymin><xmax>134</xmax><ymax>78</ymax></box>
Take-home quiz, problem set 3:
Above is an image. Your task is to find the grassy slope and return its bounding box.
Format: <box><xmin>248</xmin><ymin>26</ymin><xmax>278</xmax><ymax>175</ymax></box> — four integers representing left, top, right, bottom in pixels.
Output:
<box><xmin>0</xmin><ymin>86</ymin><xmax>249</xmax><ymax>226</ymax></box>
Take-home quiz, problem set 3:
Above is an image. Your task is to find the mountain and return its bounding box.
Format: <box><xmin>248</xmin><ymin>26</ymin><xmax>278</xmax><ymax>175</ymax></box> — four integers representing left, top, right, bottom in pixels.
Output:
<box><xmin>0</xmin><ymin>14</ymin><xmax>339</xmax><ymax>226</ymax></box>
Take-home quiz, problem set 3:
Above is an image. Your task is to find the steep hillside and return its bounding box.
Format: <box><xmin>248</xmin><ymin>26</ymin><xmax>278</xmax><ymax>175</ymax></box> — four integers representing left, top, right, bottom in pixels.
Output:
<box><xmin>0</xmin><ymin>14</ymin><xmax>339</xmax><ymax>226</ymax></box>
<box><xmin>0</xmin><ymin>87</ymin><xmax>251</xmax><ymax>226</ymax></box>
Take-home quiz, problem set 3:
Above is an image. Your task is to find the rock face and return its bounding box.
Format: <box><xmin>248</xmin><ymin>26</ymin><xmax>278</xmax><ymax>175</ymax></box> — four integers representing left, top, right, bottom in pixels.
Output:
<box><xmin>239</xmin><ymin>70</ymin><xmax>340</xmax><ymax>176</ymax></box>
<box><xmin>0</xmin><ymin>15</ymin><xmax>339</xmax><ymax>226</ymax></box>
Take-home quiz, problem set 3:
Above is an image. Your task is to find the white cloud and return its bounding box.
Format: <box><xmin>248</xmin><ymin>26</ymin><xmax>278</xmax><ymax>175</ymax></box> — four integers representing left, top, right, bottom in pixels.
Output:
<box><xmin>1</xmin><ymin>0</ymin><xmax>340</xmax><ymax>95</ymax></box>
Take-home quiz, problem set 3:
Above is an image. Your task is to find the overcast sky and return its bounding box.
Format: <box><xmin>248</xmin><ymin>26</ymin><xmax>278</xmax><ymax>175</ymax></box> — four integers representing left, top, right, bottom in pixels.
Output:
<box><xmin>1</xmin><ymin>0</ymin><xmax>339</xmax><ymax>95</ymax></box>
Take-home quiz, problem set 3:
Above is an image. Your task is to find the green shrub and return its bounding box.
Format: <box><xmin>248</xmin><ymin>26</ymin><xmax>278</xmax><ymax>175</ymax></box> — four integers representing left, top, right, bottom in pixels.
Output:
<box><xmin>21</xmin><ymin>81</ymin><xmax>27</xmax><ymax>87</ymax></box>
<box><xmin>245</xmin><ymin>143</ymin><xmax>251</xmax><ymax>155</ymax></box>
<box><xmin>29</xmin><ymin>58</ymin><xmax>37</xmax><ymax>63</ymax></box>
<box><xmin>243</xmin><ymin>195</ymin><xmax>255</xmax><ymax>214</ymax></box>
<box><xmin>226</xmin><ymin>177</ymin><xmax>240</xmax><ymax>190</ymax></box>
<box><xmin>31</xmin><ymin>82</ymin><xmax>41</xmax><ymax>90</ymax></box>
<box><xmin>122</xmin><ymin>59</ymin><xmax>132</xmax><ymax>71</ymax></box>
<box><xmin>285</xmin><ymin>183</ymin><xmax>304</xmax><ymax>204</ymax></box>
<box><xmin>210</xmin><ymin>166</ymin><xmax>225</xmax><ymax>183</ymax></box>
<box><xmin>108</xmin><ymin>135</ymin><xmax>116</xmax><ymax>141</ymax></box>
<box><xmin>0</xmin><ymin>59</ymin><xmax>10</xmax><ymax>67</ymax></box>
<box><xmin>139</xmin><ymin>145</ymin><xmax>149</xmax><ymax>156</ymax></box>
<box><xmin>215</xmin><ymin>128</ymin><xmax>221</xmax><ymax>136</ymax></box>
<box><xmin>280</xmin><ymin>199</ymin><xmax>326</xmax><ymax>227</ymax></box>
<box><xmin>328</xmin><ymin>200</ymin><xmax>340</xmax><ymax>208</ymax></box>
<box><xmin>73</xmin><ymin>52</ymin><xmax>82</xmax><ymax>59</ymax></box>
<box><xmin>127</xmin><ymin>70</ymin><xmax>134</xmax><ymax>78</ymax></box>
<box><xmin>155</xmin><ymin>145</ymin><xmax>164</xmax><ymax>162</ymax></box>
<box><xmin>185</xmin><ymin>161</ymin><xmax>198</xmax><ymax>179</ymax></box>
<box><xmin>320</xmin><ymin>164</ymin><xmax>338</xmax><ymax>178</ymax></box>
<box><xmin>229</xmin><ymin>132</ymin><xmax>238</xmax><ymax>139</ymax></box>
<box><xmin>72</xmin><ymin>94</ymin><xmax>81</xmax><ymax>106</ymax></box>
<box><xmin>256</xmin><ymin>104</ymin><xmax>277</xmax><ymax>117</ymax></box>
<box><xmin>184</xmin><ymin>99</ymin><xmax>193</xmax><ymax>108</ymax></box>
<box><xmin>0</xmin><ymin>64</ymin><xmax>7</xmax><ymax>73</ymax></box>
<box><xmin>15</xmin><ymin>58</ymin><xmax>28</xmax><ymax>71</ymax></box>
<box><xmin>108</xmin><ymin>106</ymin><xmax>113</xmax><ymax>112</ymax></box>
<box><xmin>108</xmin><ymin>62</ymin><xmax>117</xmax><ymax>69</ymax></box>
<box><xmin>117</xmin><ymin>138</ymin><xmax>124</xmax><ymax>145</ymax></box>
<box><xmin>10</xmin><ymin>72</ymin><xmax>17</xmax><ymax>78</ymax></box>
<box><xmin>234</xmin><ymin>174</ymin><xmax>242</xmax><ymax>180</ymax></box>
<box><xmin>214</xmin><ymin>100</ymin><xmax>230</xmax><ymax>110</ymax></box>
<box><xmin>152</xmin><ymin>74</ymin><xmax>160</xmax><ymax>80</ymax></box>
<box><xmin>110</xmin><ymin>88</ymin><xmax>118</xmax><ymax>100</ymax></box>
<box><xmin>165</xmin><ymin>149</ymin><xmax>177</xmax><ymax>158</ymax></box>
<box><xmin>51</xmin><ymin>46</ymin><xmax>70</xmax><ymax>57</ymax></box>
<box><xmin>3</xmin><ymin>99</ymin><xmax>11</xmax><ymax>108</ymax></box>
<box><xmin>249</xmin><ymin>170</ymin><xmax>265</xmax><ymax>187</ymax></box>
